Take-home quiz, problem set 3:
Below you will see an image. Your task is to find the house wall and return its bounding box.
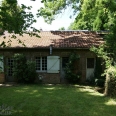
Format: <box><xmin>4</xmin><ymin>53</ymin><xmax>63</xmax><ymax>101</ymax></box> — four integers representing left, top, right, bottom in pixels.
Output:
<box><xmin>0</xmin><ymin>48</ymin><xmax>96</xmax><ymax>83</ymax></box>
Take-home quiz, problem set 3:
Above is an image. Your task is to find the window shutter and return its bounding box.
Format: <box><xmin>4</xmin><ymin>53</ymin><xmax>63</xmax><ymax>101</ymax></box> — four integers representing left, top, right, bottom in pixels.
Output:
<box><xmin>47</xmin><ymin>56</ymin><xmax>60</xmax><ymax>73</ymax></box>
<box><xmin>0</xmin><ymin>56</ymin><xmax>4</xmax><ymax>72</ymax></box>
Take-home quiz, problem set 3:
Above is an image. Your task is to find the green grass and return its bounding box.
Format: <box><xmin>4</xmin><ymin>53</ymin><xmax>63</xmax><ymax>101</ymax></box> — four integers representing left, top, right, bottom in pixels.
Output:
<box><xmin>0</xmin><ymin>84</ymin><xmax>116</xmax><ymax>116</ymax></box>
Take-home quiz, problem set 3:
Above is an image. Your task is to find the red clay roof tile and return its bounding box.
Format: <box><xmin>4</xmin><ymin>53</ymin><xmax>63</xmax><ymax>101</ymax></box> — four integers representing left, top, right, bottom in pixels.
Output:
<box><xmin>0</xmin><ymin>31</ymin><xmax>104</xmax><ymax>49</ymax></box>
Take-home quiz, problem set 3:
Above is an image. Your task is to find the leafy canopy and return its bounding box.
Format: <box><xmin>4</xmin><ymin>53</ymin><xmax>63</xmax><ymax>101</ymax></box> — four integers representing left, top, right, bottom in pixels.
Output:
<box><xmin>0</xmin><ymin>0</ymin><xmax>40</xmax><ymax>47</ymax></box>
<box><xmin>0</xmin><ymin>0</ymin><xmax>39</xmax><ymax>34</ymax></box>
<box><xmin>39</xmin><ymin>0</ymin><xmax>116</xmax><ymax>31</ymax></box>
<box><xmin>38</xmin><ymin>0</ymin><xmax>80</xmax><ymax>24</ymax></box>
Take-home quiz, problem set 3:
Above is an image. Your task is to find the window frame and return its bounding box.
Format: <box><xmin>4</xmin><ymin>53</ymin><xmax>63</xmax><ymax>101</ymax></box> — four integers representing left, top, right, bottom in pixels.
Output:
<box><xmin>35</xmin><ymin>57</ymin><xmax>47</xmax><ymax>72</ymax></box>
<box><xmin>7</xmin><ymin>58</ymin><xmax>14</xmax><ymax>76</ymax></box>
<box><xmin>62</xmin><ymin>57</ymin><xmax>69</xmax><ymax>68</ymax></box>
<box><xmin>87</xmin><ymin>58</ymin><xmax>95</xmax><ymax>68</ymax></box>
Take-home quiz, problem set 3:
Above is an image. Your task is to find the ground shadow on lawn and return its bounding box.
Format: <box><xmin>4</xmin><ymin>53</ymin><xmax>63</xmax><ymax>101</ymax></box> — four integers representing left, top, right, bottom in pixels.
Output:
<box><xmin>0</xmin><ymin>84</ymin><xmax>116</xmax><ymax>116</ymax></box>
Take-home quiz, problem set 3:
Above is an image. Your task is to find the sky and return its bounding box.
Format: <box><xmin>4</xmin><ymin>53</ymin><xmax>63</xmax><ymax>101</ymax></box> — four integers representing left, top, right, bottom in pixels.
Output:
<box><xmin>17</xmin><ymin>0</ymin><xmax>76</xmax><ymax>31</ymax></box>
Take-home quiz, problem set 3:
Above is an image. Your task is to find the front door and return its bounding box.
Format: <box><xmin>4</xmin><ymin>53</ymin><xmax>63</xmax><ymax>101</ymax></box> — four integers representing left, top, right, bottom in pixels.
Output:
<box><xmin>86</xmin><ymin>58</ymin><xmax>95</xmax><ymax>81</ymax></box>
<box><xmin>61</xmin><ymin>57</ymin><xmax>69</xmax><ymax>80</ymax></box>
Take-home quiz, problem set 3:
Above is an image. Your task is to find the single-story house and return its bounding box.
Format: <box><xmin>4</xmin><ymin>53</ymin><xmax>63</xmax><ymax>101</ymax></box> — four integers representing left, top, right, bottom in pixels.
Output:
<box><xmin>0</xmin><ymin>31</ymin><xmax>104</xmax><ymax>83</ymax></box>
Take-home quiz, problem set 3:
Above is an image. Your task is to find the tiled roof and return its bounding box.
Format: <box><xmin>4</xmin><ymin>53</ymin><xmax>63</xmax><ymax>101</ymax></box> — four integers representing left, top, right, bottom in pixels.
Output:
<box><xmin>0</xmin><ymin>31</ymin><xmax>104</xmax><ymax>49</ymax></box>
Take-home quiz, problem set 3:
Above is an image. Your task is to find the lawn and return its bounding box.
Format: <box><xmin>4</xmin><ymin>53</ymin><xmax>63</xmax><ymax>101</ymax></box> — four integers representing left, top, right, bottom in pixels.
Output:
<box><xmin>0</xmin><ymin>84</ymin><xmax>116</xmax><ymax>116</ymax></box>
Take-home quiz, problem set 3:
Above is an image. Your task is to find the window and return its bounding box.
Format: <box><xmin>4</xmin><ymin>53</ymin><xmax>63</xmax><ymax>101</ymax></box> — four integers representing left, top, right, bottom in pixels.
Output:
<box><xmin>87</xmin><ymin>58</ymin><xmax>94</xmax><ymax>68</ymax></box>
<box><xmin>35</xmin><ymin>57</ymin><xmax>47</xmax><ymax>71</ymax></box>
<box><xmin>36</xmin><ymin>57</ymin><xmax>40</xmax><ymax>70</ymax></box>
<box><xmin>62</xmin><ymin>57</ymin><xmax>69</xmax><ymax>68</ymax></box>
<box><xmin>36</xmin><ymin>56</ymin><xmax>60</xmax><ymax>73</ymax></box>
<box><xmin>8</xmin><ymin>58</ymin><xmax>14</xmax><ymax>76</ymax></box>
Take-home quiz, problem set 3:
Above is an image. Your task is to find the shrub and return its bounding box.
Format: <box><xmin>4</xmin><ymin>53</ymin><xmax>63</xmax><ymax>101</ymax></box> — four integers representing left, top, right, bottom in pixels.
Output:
<box><xmin>104</xmin><ymin>66</ymin><xmax>116</xmax><ymax>97</ymax></box>
<box><xmin>13</xmin><ymin>53</ymin><xmax>37</xmax><ymax>83</ymax></box>
<box><xmin>13</xmin><ymin>54</ymin><xmax>27</xmax><ymax>83</ymax></box>
<box><xmin>93</xmin><ymin>57</ymin><xmax>106</xmax><ymax>86</ymax></box>
<box><xmin>65</xmin><ymin>52</ymin><xmax>81</xmax><ymax>83</ymax></box>
<box><xmin>25</xmin><ymin>61</ymin><xmax>37</xmax><ymax>83</ymax></box>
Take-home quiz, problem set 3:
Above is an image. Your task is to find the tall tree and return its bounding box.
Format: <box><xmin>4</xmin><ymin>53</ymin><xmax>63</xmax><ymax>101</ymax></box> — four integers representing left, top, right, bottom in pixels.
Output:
<box><xmin>39</xmin><ymin>0</ymin><xmax>116</xmax><ymax>31</ymax></box>
<box><xmin>0</xmin><ymin>0</ymin><xmax>39</xmax><ymax>47</ymax></box>
<box><xmin>38</xmin><ymin>0</ymin><xmax>80</xmax><ymax>24</ymax></box>
<box><xmin>0</xmin><ymin>0</ymin><xmax>38</xmax><ymax>35</ymax></box>
<box><xmin>70</xmin><ymin>0</ymin><xmax>116</xmax><ymax>30</ymax></box>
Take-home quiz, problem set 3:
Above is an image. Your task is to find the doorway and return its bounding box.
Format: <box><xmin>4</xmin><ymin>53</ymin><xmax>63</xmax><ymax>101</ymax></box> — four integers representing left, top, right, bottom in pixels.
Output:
<box><xmin>86</xmin><ymin>58</ymin><xmax>95</xmax><ymax>81</ymax></box>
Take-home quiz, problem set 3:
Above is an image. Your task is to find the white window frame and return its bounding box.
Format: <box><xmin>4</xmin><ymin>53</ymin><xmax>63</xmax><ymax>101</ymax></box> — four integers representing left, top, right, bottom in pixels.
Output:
<box><xmin>35</xmin><ymin>57</ymin><xmax>47</xmax><ymax>72</ymax></box>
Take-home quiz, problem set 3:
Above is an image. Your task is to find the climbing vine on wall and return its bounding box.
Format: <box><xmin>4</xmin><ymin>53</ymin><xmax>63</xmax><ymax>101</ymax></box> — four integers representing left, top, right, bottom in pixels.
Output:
<box><xmin>65</xmin><ymin>52</ymin><xmax>81</xmax><ymax>83</ymax></box>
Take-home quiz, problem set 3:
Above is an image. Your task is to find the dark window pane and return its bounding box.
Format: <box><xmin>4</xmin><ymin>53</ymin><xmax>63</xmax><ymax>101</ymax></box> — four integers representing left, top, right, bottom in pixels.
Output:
<box><xmin>8</xmin><ymin>58</ymin><xmax>14</xmax><ymax>76</ymax></box>
<box><xmin>62</xmin><ymin>57</ymin><xmax>69</xmax><ymax>68</ymax></box>
<box><xmin>42</xmin><ymin>57</ymin><xmax>47</xmax><ymax>71</ymax></box>
<box><xmin>87</xmin><ymin>58</ymin><xmax>94</xmax><ymax>68</ymax></box>
<box><xmin>35</xmin><ymin>57</ymin><xmax>41</xmax><ymax>70</ymax></box>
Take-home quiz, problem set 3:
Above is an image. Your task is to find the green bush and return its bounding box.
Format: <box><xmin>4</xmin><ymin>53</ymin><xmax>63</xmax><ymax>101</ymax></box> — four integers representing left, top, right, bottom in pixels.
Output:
<box><xmin>13</xmin><ymin>53</ymin><xmax>37</xmax><ymax>83</ymax></box>
<box><xmin>65</xmin><ymin>52</ymin><xmax>81</xmax><ymax>83</ymax></box>
<box><xmin>66</xmin><ymin>72</ymin><xmax>81</xmax><ymax>83</ymax></box>
<box><xmin>104</xmin><ymin>66</ymin><xmax>116</xmax><ymax>97</ymax></box>
<box><xmin>94</xmin><ymin>58</ymin><xmax>103</xmax><ymax>79</ymax></box>
<box><xmin>13</xmin><ymin>54</ymin><xmax>27</xmax><ymax>83</ymax></box>
<box><xmin>25</xmin><ymin>61</ymin><xmax>37</xmax><ymax>83</ymax></box>
<box><xmin>93</xmin><ymin>57</ymin><xmax>106</xmax><ymax>86</ymax></box>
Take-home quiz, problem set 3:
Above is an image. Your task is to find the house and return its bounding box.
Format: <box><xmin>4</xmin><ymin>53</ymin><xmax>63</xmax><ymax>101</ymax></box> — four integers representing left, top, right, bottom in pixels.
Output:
<box><xmin>0</xmin><ymin>31</ymin><xmax>104</xmax><ymax>83</ymax></box>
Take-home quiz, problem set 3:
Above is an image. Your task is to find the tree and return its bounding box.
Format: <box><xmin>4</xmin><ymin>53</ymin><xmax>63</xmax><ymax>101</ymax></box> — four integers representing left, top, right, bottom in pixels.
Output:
<box><xmin>39</xmin><ymin>0</ymin><xmax>116</xmax><ymax>31</ymax></box>
<box><xmin>0</xmin><ymin>0</ymin><xmax>39</xmax><ymax>35</ymax></box>
<box><xmin>38</xmin><ymin>0</ymin><xmax>80</xmax><ymax>24</ymax></box>
<box><xmin>71</xmin><ymin>0</ymin><xmax>116</xmax><ymax>30</ymax></box>
<box><xmin>58</xmin><ymin>27</ymin><xmax>65</xmax><ymax>30</ymax></box>
<box><xmin>0</xmin><ymin>0</ymin><xmax>39</xmax><ymax>47</ymax></box>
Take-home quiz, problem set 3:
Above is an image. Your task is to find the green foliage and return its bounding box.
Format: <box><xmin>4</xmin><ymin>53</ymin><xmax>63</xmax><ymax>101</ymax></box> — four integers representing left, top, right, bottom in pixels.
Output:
<box><xmin>90</xmin><ymin>44</ymin><xmax>113</xmax><ymax>73</ymax></box>
<box><xmin>38</xmin><ymin>0</ymin><xmax>80</xmax><ymax>23</ymax></box>
<box><xmin>0</xmin><ymin>0</ymin><xmax>24</xmax><ymax>34</ymax></box>
<box><xmin>94</xmin><ymin>58</ymin><xmax>103</xmax><ymax>79</ymax></box>
<box><xmin>69</xmin><ymin>0</ymin><xmax>116</xmax><ymax>30</ymax></box>
<box><xmin>0</xmin><ymin>0</ymin><xmax>40</xmax><ymax>48</ymax></box>
<box><xmin>94</xmin><ymin>58</ymin><xmax>105</xmax><ymax>87</ymax></box>
<box><xmin>91</xmin><ymin>18</ymin><xmax>116</xmax><ymax>72</ymax></box>
<box><xmin>91</xmin><ymin>20</ymin><xmax>116</xmax><ymax>96</ymax></box>
<box><xmin>104</xmin><ymin>66</ymin><xmax>116</xmax><ymax>97</ymax></box>
<box><xmin>65</xmin><ymin>52</ymin><xmax>81</xmax><ymax>83</ymax></box>
<box><xmin>39</xmin><ymin>0</ymin><xmax>116</xmax><ymax>31</ymax></box>
<box><xmin>58</xmin><ymin>27</ymin><xmax>65</xmax><ymax>30</ymax></box>
<box><xmin>13</xmin><ymin>53</ymin><xmax>36</xmax><ymax>83</ymax></box>
<box><xmin>13</xmin><ymin>54</ymin><xmax>27</xmax><ymax>83</ymax></box>
<box><xmin>0</xmin><ymin>0</ymin><xmax>39</xmax><ymax>36</ymax></box>
<box><xmin>26</xmin><ymin>61</ymin><xmax>37</xmax><ymax>83</ymax></box>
